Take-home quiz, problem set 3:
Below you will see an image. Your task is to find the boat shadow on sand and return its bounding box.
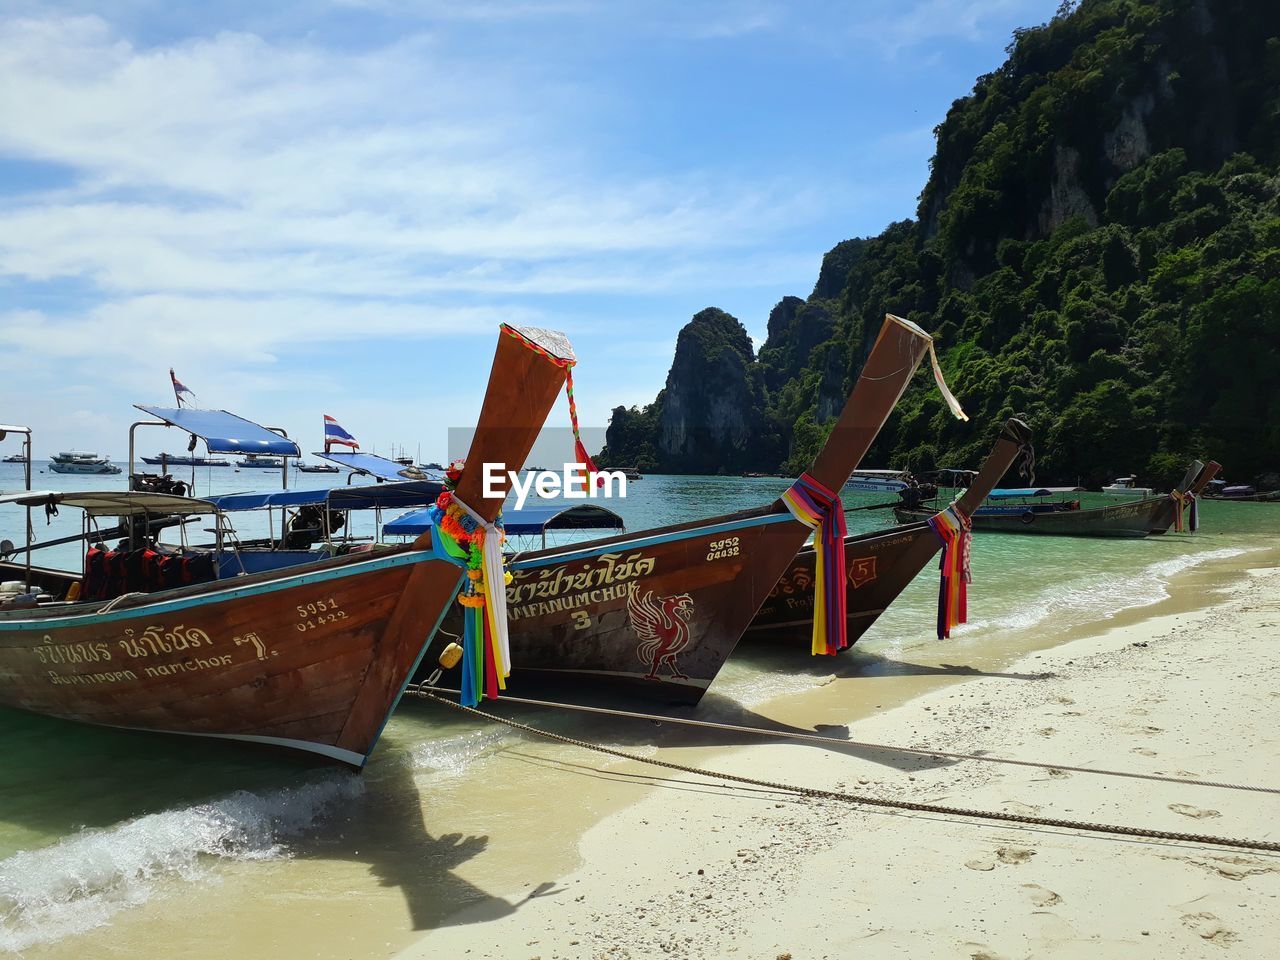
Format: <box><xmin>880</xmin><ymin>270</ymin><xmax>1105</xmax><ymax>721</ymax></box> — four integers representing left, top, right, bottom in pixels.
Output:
<box><xmin>398</xmin><ymin>644</ymin><xmax>1054</xmax><ymax>785</ymax></box>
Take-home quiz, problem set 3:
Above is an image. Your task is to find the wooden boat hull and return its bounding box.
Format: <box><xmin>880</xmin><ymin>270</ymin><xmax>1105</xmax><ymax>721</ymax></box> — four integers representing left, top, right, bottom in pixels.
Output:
<box><xmin>0</xmin><ymin>549</ymin><xmax>462</xmax><ymax>765</ymax></box>
<box><xmin>746</xmin><ymin>521</ymin><xmax>938</xmax><ymax>647</ymax></box>
<box><xmin>0</xmin><ymin>323</ymin><xmax>581</xmax><ymax>765</ymax></box>
<box><xmin>894</xmin><ymin>498</ymin><xmax>1166</xmax><ymax>537</ymax></box>
<box><xmin>427</xmin><ymin>509</ymin><xmax>807</xmax><ymax>704</ymax></box>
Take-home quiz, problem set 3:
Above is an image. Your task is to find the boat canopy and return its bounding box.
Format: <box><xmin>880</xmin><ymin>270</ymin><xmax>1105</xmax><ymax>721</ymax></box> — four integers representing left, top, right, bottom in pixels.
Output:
<box><xmin>313</xmin><ymin>451</ymin><xmax>444</xmax><ymax>482</ymax></box>
<box><xmin>205</xmin><ymin>479</ymin><xmax>444</xmax><ymax>513</ymax></box>
<box><xmin>135</xmin><ymin>406</ymin><xmax>301</xmax><ymax>457</ymax></box>
<box><xmin>987</xmin><ymin>488</ymin><xmax>1053</xmax><ymax>499</ymax></box>
<box><xmin>383</xmin><ymin>502</ymin><xmax>625</xmax><ymax>538</ymax></box>
<box><xmin>0</xmin><ymin>490</ymin><xmax>217</xmax><ymax>517</ymax></box>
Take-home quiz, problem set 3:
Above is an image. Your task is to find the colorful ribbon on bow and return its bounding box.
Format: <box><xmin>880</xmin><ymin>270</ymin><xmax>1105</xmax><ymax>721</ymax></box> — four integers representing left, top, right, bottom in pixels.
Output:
<box><xmin>781</xmin><ymin>473</ymin><xmax>848</xmax><ymax>655</ymax></box>
<box><xmin>429</xmin><ymin>489</ymin><xmax>512</xmax><ymax>706</ymax></box>
<box><xmin>1187</xmin><ymin>491</ymin><xmax>1198</xmax><ymax>532</ymax></box>
<box><xmin>927</xmin><ymin>505</ymin><xmax>972</xmax><ymax>639</ymax></box>
<box><xmin>1171</xmin><ymin>490</ymin><xmax>1187</xmax><ymax>533</ymax></box>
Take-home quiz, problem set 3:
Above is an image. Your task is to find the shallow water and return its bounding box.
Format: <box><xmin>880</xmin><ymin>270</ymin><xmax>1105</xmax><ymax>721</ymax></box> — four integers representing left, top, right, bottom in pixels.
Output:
<box><xmin>0</xmin><ymin>462</ymin><xmax>1277</xmax><ymax>955</ymax></box>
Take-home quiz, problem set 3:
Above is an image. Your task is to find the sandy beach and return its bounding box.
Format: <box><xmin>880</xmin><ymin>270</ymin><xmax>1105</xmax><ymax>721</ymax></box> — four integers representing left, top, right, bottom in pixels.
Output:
<box><xmin>404</xmin><ymin>554</ymin><xmax>1280</xmax><ymax>960</ymax></box>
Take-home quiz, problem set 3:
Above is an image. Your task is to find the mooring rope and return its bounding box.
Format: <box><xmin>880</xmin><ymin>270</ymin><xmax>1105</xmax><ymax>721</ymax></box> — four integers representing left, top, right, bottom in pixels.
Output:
<box><xmin>410</xmin><ymin>688</ymin><xmax>1280</xmax><ymax>854</ymax></box>
<box><xmin>406</xmin><ymin>685</ymin><xmax>1280</xmax><ymax>797</ymax></box>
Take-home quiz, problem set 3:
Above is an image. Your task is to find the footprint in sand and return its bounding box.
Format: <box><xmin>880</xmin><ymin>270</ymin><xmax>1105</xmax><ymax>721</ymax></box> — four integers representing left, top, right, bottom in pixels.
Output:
<box><xmin>1047</xmin><ymin>767</ymin><xmax>1070</xmax><ymax>779</ymax></box>
<box><xmin>1127</xmin><ymin>707</ymin><xmax>1149</xmax><ymax>716</ymax></box>
<box><xmin>1181</xmin><ymin>912</ymin><xmax>1239</xmax><ymax>946</ymax></box>
<box><xmin>1142</xmin><ymin>725</ymin><xmax>1164</xmax><ymax>734</ymax></box>
<box><xmin>1169</xmin><ymin>803</ymin><xmax>1221</xmax><ymax>820</ymax></box>
<box><xmin>1002</xmin><ymin>801</ymin><xmax>1042</xmax><ymax>816</ymax></box>
<box><xmin>1021</xmin><ymin>883</ymin><xmax>1062</xmax><ymax>907</ymax></box>
<box><xmin>965</xmin><ymin>858</ymin><xmax>996</xmax><ymax>872</ymax></box>
<box><xmin>995</xmin><ymin>846</ymin><xmax>1036</xmax><ymax>865</ymax></box>
<box><xmin>1132</xmin><ymin>747</ymin><xmax>1158</xmax><ymax>757</ymax></box>
<box><xmin>1052</xmin><ymin>696</ymin><xmax>1075</xmax><ymax>705</ymax></box>
<box><xmin>1037</xmin><ymin>727</ymin><xmax>1057</xmax><ymax>738</ymax></box>
<box><xmin>965</xmin><ymin>945</ymin><xmax>1006</xmax><ymax>960</ymax></box>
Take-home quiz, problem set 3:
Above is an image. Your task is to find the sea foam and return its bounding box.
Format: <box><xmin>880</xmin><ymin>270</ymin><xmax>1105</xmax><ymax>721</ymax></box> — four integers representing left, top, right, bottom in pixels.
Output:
<box><xmin>961</xmin><ymin>546</ymin><xmax>1251</xmax><ymax>635</ymax></box>
<box><xmin>0</xmin><ymin>774</ymin><xmax>362</xmax><ymax>951</ymax></box>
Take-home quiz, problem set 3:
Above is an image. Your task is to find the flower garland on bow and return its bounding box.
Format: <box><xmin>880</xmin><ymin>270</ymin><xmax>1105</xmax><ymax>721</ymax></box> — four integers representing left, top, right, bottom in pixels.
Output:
<box><xmin>926</xmin><ymin>505</ymin><xmax>972</xmax><ymax>639</ymax></box>
<box><xmin>429</xmin><ymin>459</ymin><xmax>514</xmax><ymax>706</ymax></box>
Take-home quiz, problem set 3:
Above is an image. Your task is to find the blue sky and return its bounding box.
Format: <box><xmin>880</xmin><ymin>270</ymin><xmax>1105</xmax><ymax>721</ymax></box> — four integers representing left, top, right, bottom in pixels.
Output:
<box><xmin>0</xmin><ymin>0</ymin><xmax>1057</xmax><ymax>462</ymax></box>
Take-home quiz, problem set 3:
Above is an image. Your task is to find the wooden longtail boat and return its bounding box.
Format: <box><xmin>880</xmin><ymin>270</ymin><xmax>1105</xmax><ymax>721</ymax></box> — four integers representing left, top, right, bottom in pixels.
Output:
<box><xmin>421</xmin><ymin>314</ymin><xmax>945</xmax><ymax>704</ymax></box>
<box><xmin>1148</xmin><ymin>459</ymin><xmax>1218</xmax><ymax>534</ymax></box>
<box><xmin>747</xmin><ymin>418</ymin><xmax>1033</xmax><ymax>646</ymax></box>
<box><xmin>0</xmin><ymin>325</ymin><xmax>575</xmax><ymax>766</ymax></box>
<box><xmin>892</xmin><ymin>459</ymin><xmax>1207</xmax><ymax>538</ymax></box>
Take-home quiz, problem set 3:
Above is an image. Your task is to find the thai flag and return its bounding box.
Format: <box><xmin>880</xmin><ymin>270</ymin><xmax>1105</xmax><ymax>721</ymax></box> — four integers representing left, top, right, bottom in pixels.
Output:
<box><xmin>323</xmin><ymin>415</ymin><xmax>359</xmax><ymax>450</ymax></box>
<box><xmin>170</xmin><ymin>368</ymin><xmax>195</xmax><ymax>407</ymax></box>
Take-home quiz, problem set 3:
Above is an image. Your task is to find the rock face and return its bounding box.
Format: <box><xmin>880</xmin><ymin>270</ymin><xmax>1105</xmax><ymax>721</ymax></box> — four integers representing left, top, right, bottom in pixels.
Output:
<box><xmin>597</xmin><ymin>0</ymin><xmax>1280</xmax><ymax>481</ymax></box>
<box><xmin>655</xmin><ymin>308</ymin><xmax>766</xmax><ymax>473</ymax></box>
<box><xmin>758</xmin><ymin>297</ymin><xmax>837</xmax><ymax>391</ymax></box>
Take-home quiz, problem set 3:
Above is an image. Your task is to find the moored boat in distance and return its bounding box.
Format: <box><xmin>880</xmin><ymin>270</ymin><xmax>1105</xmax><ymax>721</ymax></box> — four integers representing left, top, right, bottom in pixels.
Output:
<box><xmin>141</xmin><ymin>453</ymin><xmax>229</xmax><ymax>467</ymax></box>
<box><xmin>1202</xmin><ymin>478</ymin><xmax>1280</xmax><ymax>502</ymax></box>
<box><xmin>236</xmin><ymin>454</ymin><xmax>285</xmax><ymax>469</ymax></box>
<box><xmin>846</xmin><ymin>468</ymin><xmax>909</xmax><ymax>492</ymax></box>
<box><xmin>2</xmin><ymin>453</ymin><xmax>28</xmax><ymax>464</ymax></box>
<box><xmin>295</xmin><ymin>462</ymin><xmax>341</xmax><ymax>473</ymax></box>
<box><xmin>895</xmin><ymin>462</ymin><xmax>1206</xmax><ymax>538</ymax></box>
<box><xmin>48</xmin><ymin>451</ymin><xmax>122</xmax><ymax>475</ymax></box>
<box><xmin>1101</xmin><ymin>475</ymin><xmax>1153</xmax><ymax>497</ymax></box>
<box><xmin>0</xmin><ymin>324</ymin><xmax>578</xmax><ymax>766</ymax></box>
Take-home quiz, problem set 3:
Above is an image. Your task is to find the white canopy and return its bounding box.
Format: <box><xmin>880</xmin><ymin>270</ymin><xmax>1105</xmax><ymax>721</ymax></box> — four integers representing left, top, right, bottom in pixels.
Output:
<box><xmin>0</xmin><ymin>490</ymin><xmax>218</xmax><ymax>517</ymax></box>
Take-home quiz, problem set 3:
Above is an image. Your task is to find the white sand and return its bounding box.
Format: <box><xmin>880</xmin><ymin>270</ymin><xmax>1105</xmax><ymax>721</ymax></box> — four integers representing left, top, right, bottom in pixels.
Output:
<box><xmin>405</xmin><ymin>563</ymin><xmax>1280</xmax><ymax>959</ymax></box>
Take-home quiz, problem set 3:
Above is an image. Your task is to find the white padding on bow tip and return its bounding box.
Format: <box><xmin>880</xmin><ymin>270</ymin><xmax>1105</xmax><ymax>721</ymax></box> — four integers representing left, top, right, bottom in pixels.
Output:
<box><xmin>929</xmin><ymin>342</ymin><xmax>969</xmax><ymax>422</ymax></box>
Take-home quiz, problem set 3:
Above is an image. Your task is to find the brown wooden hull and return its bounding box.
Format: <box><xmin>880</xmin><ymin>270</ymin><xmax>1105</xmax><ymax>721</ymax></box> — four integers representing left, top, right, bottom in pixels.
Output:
<box><xmin>894</xmin><ymin>498</ymin><xmax>1166</xmax><ymax>537</ymax></box>
<box><xmin>428</xmin><ymin>508</ymin><xmax>808</xmax><ymax>704</ymax></box>
<box><xmin>0</xmin><ymin>549</ymin><xmax>461</xmax><ymax>765</ymax></box>
<box><xmin>416</xmin><ymin>315</ymin><xmax>941</xmax><ymax>705</ymax></box>
<box><xmin>0</xmin><ymin>323</ymin><xmax>581</xmax><ymax>765</ymax></box>
<box><xmin>417</xmin><ymin>418</ymin><xmax>1034</xmax><ymax>703</ymax></box>
<box><xmin>746</xmin><ymin>521</ymin><xmax>939</xmax><ymax>647</ymax></box>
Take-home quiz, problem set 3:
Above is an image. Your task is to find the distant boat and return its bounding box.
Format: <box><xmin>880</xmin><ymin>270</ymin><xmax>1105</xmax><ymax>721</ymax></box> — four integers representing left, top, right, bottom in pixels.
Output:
<box><xmin>48</xmin><ymin>451</ymin><xmax>122</xmax><ymax>475</ymax></box>
<box><xmin>235</xmin><ymin>454</ymin><xmax>285</xmax><ymax>469</ymax></box>
<box><xmin>1203</xmin><ymin>479</ymin><xmax>1280</xmax><ymax>502</ymax></box>
<box><xmin>893</xmin><ymin>464</ymin><xmax>1205</xmax><ymax>538</ymax></box>
<box><xmin>296</xmin><ymin>462</ymin><xmax>340</xmax><ymax>474</ymax></box>
<box><xmin>2</xmin><ymin>453</ymin><xmax>27</xmax><ymax>464</ymax></box>
<box><xmin>846</xmin><ymin>469</ymin><xmax>909</xmax><ymax>492</ymax></box>
<box><xmin>1101</xmin><ymin>475</ymin><xmax>1153</xmax><ymax>497</ymax></box>
<box><xmin>142</xmin><ymin>453</ymin><xmax>229</xmax><ymax>468</ymax></box>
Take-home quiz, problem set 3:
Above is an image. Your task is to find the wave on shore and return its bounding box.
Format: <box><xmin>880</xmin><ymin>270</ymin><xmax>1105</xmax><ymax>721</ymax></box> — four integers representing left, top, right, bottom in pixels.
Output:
<box><xmin>0</xmin><ymin>775</ymin><xmax>363</xmax><ymax>951</ymax></box>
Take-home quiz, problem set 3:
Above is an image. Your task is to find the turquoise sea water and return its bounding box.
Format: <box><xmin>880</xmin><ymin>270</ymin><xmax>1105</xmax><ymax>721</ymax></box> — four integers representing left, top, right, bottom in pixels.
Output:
<box><xmin>0</xmin><ymin>460</ymin><xmax>1277</xmax><ymax>952</ymax></box>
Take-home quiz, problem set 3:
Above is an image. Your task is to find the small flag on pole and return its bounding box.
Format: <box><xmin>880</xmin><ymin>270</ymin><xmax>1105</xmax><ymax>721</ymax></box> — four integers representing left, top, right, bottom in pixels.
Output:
<box><xmin>323</xmin><ymin>415</ymin><xmax>359</xmax><ymax>453</ymax></box>
<box><xmin>170</xmin><ymin>369</ymin><xmax>196</xmax><ymax>407</ymax></box>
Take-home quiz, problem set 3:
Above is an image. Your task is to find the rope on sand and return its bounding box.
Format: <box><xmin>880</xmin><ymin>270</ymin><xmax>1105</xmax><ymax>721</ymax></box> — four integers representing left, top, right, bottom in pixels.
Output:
<box><xmin>409</xmin><ymin>687</ymin><xmax>1280</xmax><ymax>855</ymax></box>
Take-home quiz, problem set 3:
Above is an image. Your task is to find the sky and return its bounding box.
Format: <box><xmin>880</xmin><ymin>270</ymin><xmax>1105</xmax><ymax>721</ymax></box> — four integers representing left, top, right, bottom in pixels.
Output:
<box><xmin>0</xmin><ymin>0</ymin><xmax>1058</xmax><ymax>463</ymax></box>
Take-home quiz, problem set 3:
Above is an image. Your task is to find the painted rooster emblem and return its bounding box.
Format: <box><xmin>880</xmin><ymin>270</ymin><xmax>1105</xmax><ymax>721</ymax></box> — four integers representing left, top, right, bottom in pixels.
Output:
<box><xmin>627</xmin><ymin>583</ymin><xmax>694</xmax><ymax>680</ymax></box>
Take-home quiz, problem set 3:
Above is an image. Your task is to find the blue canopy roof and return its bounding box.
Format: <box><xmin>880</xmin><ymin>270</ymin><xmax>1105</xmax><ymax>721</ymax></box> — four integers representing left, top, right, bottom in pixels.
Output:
<box><xmin>136</xmin><ymin>406</ymin><xmax>300</xmax><ymax>457</ymax></box>
<box><xmin>206</xmin><ymin>479</ymin><xmax>443</xmax><ymax>512</ymax></box>
<box><xmin>987</xmin><ymin>488</ymin><xmax>1054</xmax><ymax>499</ymax></box>
<box><xmin>384</xmin><ymin>502</ymin><xmax>625</xmax><ymax>537</ymax></box>
<box><xmin>313</xmin><ymin>451</ymin><xmax>445</xmax><ymax>482</ymax></box>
